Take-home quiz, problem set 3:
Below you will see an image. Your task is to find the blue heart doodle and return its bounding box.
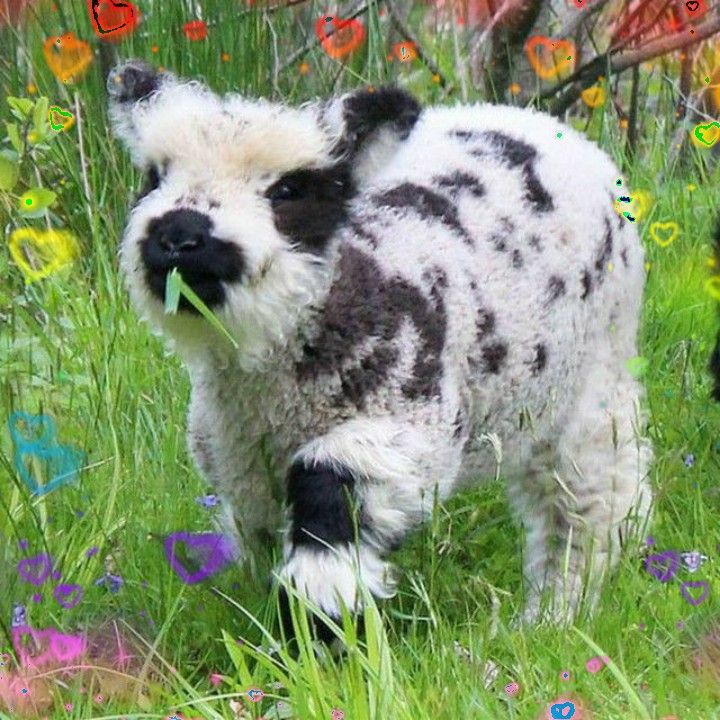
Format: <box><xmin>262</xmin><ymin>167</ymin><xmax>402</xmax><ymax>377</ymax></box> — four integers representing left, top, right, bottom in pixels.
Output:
<box><xmin>8</xmin><ymin>412</ymin><xmax>85</xmax><ymax>496</ymax></box>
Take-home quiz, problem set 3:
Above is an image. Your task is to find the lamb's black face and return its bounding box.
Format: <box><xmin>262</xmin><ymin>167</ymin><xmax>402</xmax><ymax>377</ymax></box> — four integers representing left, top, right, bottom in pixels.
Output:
<box><xmin>140</xmin><ymin>208</ymin><xmax>245</xmax><ymax>311</ymax></box>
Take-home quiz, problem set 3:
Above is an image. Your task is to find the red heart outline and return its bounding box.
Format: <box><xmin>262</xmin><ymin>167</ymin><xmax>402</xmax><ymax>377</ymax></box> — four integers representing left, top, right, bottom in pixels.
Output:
<box><xmin>87</xmin><ymin>0</ymin><xmax>139</xmax><ymax>40</ymax></box>
<box><xmin>314</xmin><ymin>16</ymin><xmax>366</xmax><ymax>59</ymax></box>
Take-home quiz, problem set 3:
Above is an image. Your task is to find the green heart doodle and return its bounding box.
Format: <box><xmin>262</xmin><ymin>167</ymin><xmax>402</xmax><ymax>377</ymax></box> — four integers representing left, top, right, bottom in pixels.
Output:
<box><xmin>694</xmin><ymin>121</ymin><xmax>720</xmax><ymax>147</ymax></box>
<box><xmin>48</xmin><ymin>106</ymin><xmax>73</xmax><ymax>132</ymax></box>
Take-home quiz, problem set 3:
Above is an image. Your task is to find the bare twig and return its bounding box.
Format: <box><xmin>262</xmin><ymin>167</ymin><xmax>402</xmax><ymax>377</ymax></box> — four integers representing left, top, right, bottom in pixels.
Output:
<box><xmin>557</xmin><ymin>0</ymin><xmax>613</xmax><ymax>39</ymax></box>
<box><xmin>543</xmin><ymin>10</ymin><xmax>720</xmax><ymax>115</ymax></box>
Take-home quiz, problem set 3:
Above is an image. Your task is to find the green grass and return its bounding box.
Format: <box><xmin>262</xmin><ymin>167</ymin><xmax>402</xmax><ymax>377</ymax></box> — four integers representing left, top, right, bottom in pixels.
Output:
<box><xmin>1</xmin><ymin>1</ymin><xmax>720</xmax><ymax>718</ymax></box>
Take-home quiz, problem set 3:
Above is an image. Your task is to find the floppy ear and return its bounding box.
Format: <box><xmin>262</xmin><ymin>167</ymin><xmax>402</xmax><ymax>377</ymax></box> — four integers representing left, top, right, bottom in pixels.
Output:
<box><xmin>321</xmin><ymin>85</ymin><xmax>422</xmax><ymax>183</ymax></box>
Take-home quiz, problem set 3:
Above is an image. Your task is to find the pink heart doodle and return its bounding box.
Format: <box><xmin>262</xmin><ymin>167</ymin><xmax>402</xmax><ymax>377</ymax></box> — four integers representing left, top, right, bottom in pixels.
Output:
<box><xmin>16</xmin><ymin>554</ymin><xmax>53</xmax><ymax>586</ymax></box>
<box><xmin>11</xmin><ymin>626</ymin><xmax>86</xmax><ymax>668</ymax></box>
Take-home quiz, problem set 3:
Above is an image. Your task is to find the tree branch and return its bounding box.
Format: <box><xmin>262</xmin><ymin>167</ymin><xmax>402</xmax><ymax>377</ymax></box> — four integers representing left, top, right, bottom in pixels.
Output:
<box><xmin>543</xmin><ymin>9</ymin><xmax>720</xmax><ymax>116</ymax></box>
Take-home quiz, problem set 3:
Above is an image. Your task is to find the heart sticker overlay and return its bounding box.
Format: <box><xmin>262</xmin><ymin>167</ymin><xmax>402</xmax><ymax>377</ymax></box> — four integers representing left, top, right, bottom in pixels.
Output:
<box><xmin>585</xmin><ymin>655</ymin><xmax>609</xmax><ymax>673</ymax></box>
<box><xmin>686</xmin><ymin>0</ymin><xmax>701</xmax><ymax>11</ymax></box>
<box><xmin>525</xmin><ymin>36</ymin><xmax>576</xmax><ymax>80</ymax></box>
<box><xmin>8</xmin><ymin>228</ymin><xmax>80</xmax><ymax>283</ymax></box>
<box><xmin>183</xmin><ymin>19</ymin><xmax>208</xmax><ymax>41</ymax></box>
<box><xmin>8</xmin><ymin>411</ymin><xmax>85</xmax><ymax>496</ymax></box>
<box><xmin>314</xmin><ymin>16</ymin><xmax>366</xmax><ymax>59</ymax></box>
<box><xmin>581</xmin><ymin>85</ymin><xmax>605</xmax><ymax>108</ymax></box>
<box><xmin>164</xmin><ymin>532</ymin><xmax>238</xmax><ymax>584</ymax></box>
<box><xmin>53</xmin><ymin>583</ymin><xmax>84</xmax><ymax>610</ymax></box>
<box><xmin>645</xmin><ymin>550</ymin><xmax>680</xmax><ymax>582</ymax></box>
<box><xmin>649</xmin><ymin>221</ymin><xmax>680</xmax><ymax>248</ymax></box>
<box><xmin>8</xmin><ymin>412</ymin><xmax>57</xmax><ymax>447</ymax></box>
<box><xmin>550</xmin><ymin>701</ymin><xmax>575</xmax><ymax>719</ymax></box>
<box><xmin>247</xmin><ymin>688</ymin><xmax>265</xmax><ymax>703</ymax></box>
<box><xmin>505</xmin><ymin>682</ymin><xmax>520</xmax><ymax>696</ymax></box>
<box><xmin>680</xmin><ymin>580</ymin><xmax>709</xmax><ymax>606</ymax></box>
<box><xmin>43</xmin><ymin>33</ymin><xmax>93</xmax><ymax>84</ymax></box>
<box><xmin>694</xmin><ymin>120</ymin><xmax>720</xmax><ymax>147</ymax></box>
<box><xmin>705</xmin><ymin>276</ymin><xmax>720</xmax><ymax>300</ymax></box>
<box><xmin>88</xmin><ymin>0</ymin><xmax>139</xmax><ymax>40</ymax></box>
<box><xmin>11</xmin><ymin>626</ymin><xmax>86</xmax><ymax>669</ymax></box>
<box><xmin>331</xmin><ymin>710</ymin><xmax>345</xmax><ymax>720</ymax></box>
<box><xmin>17</xmin><ymin>554</ymin><xmax>53</xmax><ymax>586</ymax></box>
<box><xmin>48</xmin><ymin>106</ymin><xmax>74</xmax><ymax>132</ymax></box>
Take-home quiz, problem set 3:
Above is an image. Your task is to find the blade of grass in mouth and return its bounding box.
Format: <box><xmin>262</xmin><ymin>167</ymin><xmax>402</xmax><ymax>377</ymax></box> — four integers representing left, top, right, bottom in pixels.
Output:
<box><xmin>164</xmin><ymin>268</ymin><xmax>239</xmax><ymax>349</ymax></box>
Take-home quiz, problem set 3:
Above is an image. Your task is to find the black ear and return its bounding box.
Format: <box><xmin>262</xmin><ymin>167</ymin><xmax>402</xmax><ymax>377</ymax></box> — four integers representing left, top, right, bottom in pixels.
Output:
<box><xmin>107</xmin><ymin>59</ymin><xmax>165</xmax><ymax>104</ymax></box>
<box><xmin>330</xmin><ymin>85</ymin><xmax>422</xmax><ymax>159</ymax></box>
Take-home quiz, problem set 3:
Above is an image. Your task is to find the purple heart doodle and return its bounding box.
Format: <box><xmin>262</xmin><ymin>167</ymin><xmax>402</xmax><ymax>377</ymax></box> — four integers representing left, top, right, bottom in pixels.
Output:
<box><xmin>680</xmin><ymin>580</ymin><xmax>709</xmax><ymax>606</ymax></box>
<box><xmin>53</xmin><ymin>583</ymin><xmax>84</xmax><ymax>609</ymax></box>
<box><xmin>644</xmin><ymin>551</ymin><xmax>679</xmax><ymax>583</ymax></box>
<box><xmin>163</xmin><ymin>532</ymin><xmax>238</xmax><ymax>585</ymax></box>
<box><xmin>17</xmin><ymin>554</ymin><xmax>53</xmax><ymax>586</ymax></box>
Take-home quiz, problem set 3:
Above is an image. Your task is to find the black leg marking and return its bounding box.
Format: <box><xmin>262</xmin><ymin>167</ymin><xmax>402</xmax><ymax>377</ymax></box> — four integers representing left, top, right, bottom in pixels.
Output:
<box><xmin>373</xmin><ymin>183</ymin><xmax>474</xmax><ymax>246</ymax></box>
<box><xmin>512</xmin><ymin>249</ymin><xmax>524</xmax><ymax>268</ymax></box>
<box><xmin>286</xmin><ymin>458</ymin><xmax>357</xmax><ymax>549</ymax></box>
<box><xmin>620</xmin><ymin>248</ymin><xmax>629</xmax><ymax>267</ymax></box>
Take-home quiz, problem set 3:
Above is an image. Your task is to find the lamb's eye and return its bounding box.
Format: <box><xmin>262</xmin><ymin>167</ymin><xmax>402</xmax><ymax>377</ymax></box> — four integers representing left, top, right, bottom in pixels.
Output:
<box><xmin>267</xmin><ymin>181</ymin><xmax>303</xmax><ymax>203</ymax></box>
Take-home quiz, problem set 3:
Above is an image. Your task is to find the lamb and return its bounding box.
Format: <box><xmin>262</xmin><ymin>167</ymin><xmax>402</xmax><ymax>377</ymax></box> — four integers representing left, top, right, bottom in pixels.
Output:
<box><xmin>107</xmin><ymin>59</ymin><xmax>653</xmax><ymax>635</ymax></box>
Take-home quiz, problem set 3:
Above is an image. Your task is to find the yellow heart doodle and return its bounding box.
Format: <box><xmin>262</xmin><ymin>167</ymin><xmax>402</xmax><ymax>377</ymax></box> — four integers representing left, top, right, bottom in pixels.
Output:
<box><xmin>649</xmin><ymin>221</ymin><xmax>680</xmax><ymax>248</ymax></box>
<box><xmin>706</xmin><ymin>276</ymin><xmax>720</xmax><ymax>300</ymax></box>
<box><xmin>693</xmin><ymin>121</ymin><xmax>720</xmax><ymax>147</ymax></box>
<box><xmin>8</xmin><ymin>228</ymin><xmax>80</xmax><ymax>283</ymax></box>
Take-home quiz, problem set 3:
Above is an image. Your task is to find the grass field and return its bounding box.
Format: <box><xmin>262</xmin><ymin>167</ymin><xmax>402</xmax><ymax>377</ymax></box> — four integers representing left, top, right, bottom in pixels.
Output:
<box><xmin>1</xmin><ymin>1</ymin><xmax>720</xmax><ymax>718</ymax></box>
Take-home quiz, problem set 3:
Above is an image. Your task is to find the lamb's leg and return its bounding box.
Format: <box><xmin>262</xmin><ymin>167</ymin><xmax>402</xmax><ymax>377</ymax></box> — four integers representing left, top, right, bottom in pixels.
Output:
<box><xmin>275</xmin><ymin>417</ymin><xmax>455</xmax><ymax>639</ymax></box>
<box><xmin>512</xmin><ymin>354</ymin><xmax>653</xmax><ymax>624</ymax></box>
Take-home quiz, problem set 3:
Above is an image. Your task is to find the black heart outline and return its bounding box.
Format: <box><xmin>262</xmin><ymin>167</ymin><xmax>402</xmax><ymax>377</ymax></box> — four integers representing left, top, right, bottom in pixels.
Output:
<box><xmin>91</xmin><ymin>0</ymin><xmax>135</xmax><ymax>35</ymax></box>
<box><xmin>686</xmin><ymin>0</ymin><xmax>700</xmax><ymax>10</ymax></box>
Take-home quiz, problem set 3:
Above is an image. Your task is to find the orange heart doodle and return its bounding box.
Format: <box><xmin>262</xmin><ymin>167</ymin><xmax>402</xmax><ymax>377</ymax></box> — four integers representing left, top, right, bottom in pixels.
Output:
<box><xmin>525</xmin><ymin>36</ymin><xmax>576</xmax><ymax>80</ymax></box>
<box><xmin>315</xmin><ymin>16</ymin><xmax>366</xmax><ymax>60</ymax></box>
<box><xmin>43</xmin><ymin>33</ymin><xmax>93</xmax><ymax>83</ymax></box>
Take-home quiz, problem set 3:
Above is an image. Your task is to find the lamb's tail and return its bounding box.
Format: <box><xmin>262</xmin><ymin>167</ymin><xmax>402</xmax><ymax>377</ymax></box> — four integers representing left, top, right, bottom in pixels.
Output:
<box><xmin>710</xmin><ymin>217</ymin><xmax>720</xmax><ymax>401</ymax></box>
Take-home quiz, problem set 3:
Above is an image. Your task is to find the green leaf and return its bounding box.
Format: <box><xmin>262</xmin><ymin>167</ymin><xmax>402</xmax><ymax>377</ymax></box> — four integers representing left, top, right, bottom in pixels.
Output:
<box><xmin>164</xmin><ymin>267</ymin><xmax>181</xmax><ymax>314</ymax></box>
<box><xmin>32</xmin><ymin>97</ymin><xmax>49</xmax><ymax>135</ymax></box>
<box><xmin>0</xmin><ymin>155</ymin><xmax>19</xmax><ymax>191</ymax></box>
<box><xmin>168</xmin><ymin>269</ymin><xmax>239</xmax><ymax>349</ymax></box>
<box><xmin>18</xmin><ymin>187</ymin><xmax>57</xmax><ymax>215</ymax></box>
<box><xmin>7</xmin><ymin>96</ymin><xmax>34</xmax><ymax>119</ymax></box>
<box><xmin>5</xmin><ymin>122</ymin><xmax>22</xmax><ymax>153</ymax></box>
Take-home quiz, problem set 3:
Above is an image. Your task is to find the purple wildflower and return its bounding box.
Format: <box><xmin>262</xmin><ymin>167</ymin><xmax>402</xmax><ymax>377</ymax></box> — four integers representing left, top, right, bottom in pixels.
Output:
<box><xmin>195</xmin><ymin>494</ymin><xmax>219</xmax><ymax>508</ymax></box>
<box><xmin>94</xmin><ymin>572</ymin><xmax>124</xmax><ymax>593</ymax></box>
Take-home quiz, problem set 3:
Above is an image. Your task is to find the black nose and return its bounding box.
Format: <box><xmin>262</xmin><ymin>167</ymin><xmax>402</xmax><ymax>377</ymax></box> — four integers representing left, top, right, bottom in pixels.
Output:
<box><xmin>146</xmin><ymin>209</ymin><xmax>212</xmax><ymax>255</ymax></box>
